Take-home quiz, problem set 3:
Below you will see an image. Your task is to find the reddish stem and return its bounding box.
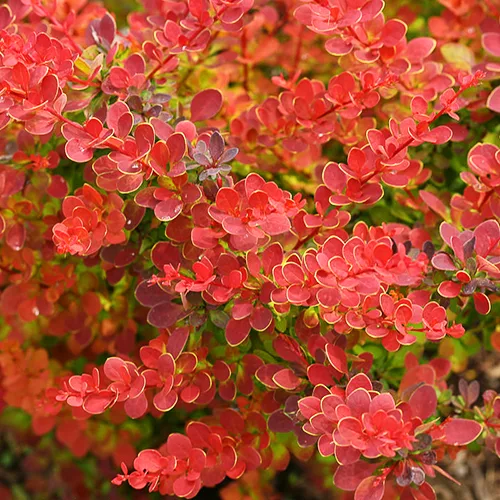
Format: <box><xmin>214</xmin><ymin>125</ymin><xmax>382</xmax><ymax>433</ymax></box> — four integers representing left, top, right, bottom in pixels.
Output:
<box><xmin>146</xmin><ymin>5</ymin><xmax>229</xmax><ymax>81</ymax></box>
<box><xmin>241</xmin><ymin>28</ymin><xmax>249</xmax><ymax>92</ymax></box>
<box><xmin>293</xmin><ymin>227</ymin><xmax>320</xmax><ymax>251</ymax></box>
<box><xmin>39</xmin><ymin>6</ymin><xmax>82</xmax><ymax>55</ymax></box>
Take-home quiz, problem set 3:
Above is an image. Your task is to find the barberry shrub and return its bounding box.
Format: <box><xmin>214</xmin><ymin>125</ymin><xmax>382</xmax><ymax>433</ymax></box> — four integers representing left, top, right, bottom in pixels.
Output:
<box><xmin>0</xmin><ymin>0</ymin><xmax>500</xmax><ymax>498</ymax></box>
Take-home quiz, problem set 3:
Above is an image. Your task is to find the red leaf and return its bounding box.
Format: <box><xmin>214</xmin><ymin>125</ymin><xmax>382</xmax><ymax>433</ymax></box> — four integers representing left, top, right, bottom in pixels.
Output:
<box><xmin>442</xmin><ymin>418</ymin><xmax>482</xmax><ymax>445</ymax></box>
<box><xmin>83</xmin><ymin>390</ymin><xmax>116</xmax><ymax>414</ymax></box>
<box><xmin>354</xmin><ymin>475</ymin><xmax>385</xmax><ymax>500</ymax></box>
<box><xmin>180</xmin><ymin>384</ymin><xmax>201</xmax><ymax>403</ymax></box>
<box><xmin>298</xmin><ymin>396</ymin><xmax>321</xmax><ymax>419</ymax></box>
<box><xmin>432</xmin><ymin>253</ymin><xmax>457</xmax><ymax>271</ymax></box>
<box><xmin>190</xmin><ymin>89</ymin><xmax>223</xmax><ymax>121</ymax></box>
<box><xmin>473</xmin><ymin>292</ymin><xmax>491</xmax><ymax>315</ymax></box>
<box><xmin>151</xmin><ymin>241</ymin><xmax>181</xmax><ymax>269</ymax></box>
<box><xmin>259</xmin><ymin>213</ymin><xmax>291</xmax><ymax>235</ymax></box>
<box><xmin>267</xmin><ymin>410</ymin><xmax>294</xmax><ymax>432</ymax></box>
<box><xmin>249</xmin><ymin>305</ymin><xmax>273</xmax><ymax>331</ymax></box>
<box><xmin>420</xmin><ymin>191</ymin><xmax>448</xmax><ymax>219</ymax></box>
<box><xmin>6</xmin><ymin>223</ymin><xmax>26</xmax><ymax>251</ymax></box>
<box><xmin>216</xmin><ymin>187</ymin><xmax>240</xmax><ymax>212</ymax></box>
<box><xmin>272</xmin><ymin>368</ymin><xmax>300</xmax><ymax>390</ymax></box>
<box><xmin>487</xmin><ymin>87</ymin><xmax>500</xmax><ymax>113</ymax></box>
<box><xmin>124</xmin><ymin>393</ymin><xmax>148</xmax><ymax>419</ymax></box>
<box><xmin>334</xmin><ymin>463</ymin><xmax>379</xmax><ymax>491</ymax></box>
<box><xmin>134</xmin><ymin>449</ymin><xmax>163</xmax><ymax>473</ymax></box>
<box><xmin>438</xmin><ymin>280</ymin><xmax>462</xmax><ymax>298</ymax></box>
<box><xmin>153</xmin><ymin>386</ymin><xmax>178</xmax><ymax>412</ymax></box>
<box><xmin>167</xmin><ymin>132</ymin><xmax>187</xmax><ymax>164</ymax></box>
<box><xmin>167</xmin><ymin>433</ymin><xmax>192</xmax><ymax>459</ymax></box>
<box><xmin>409</xmin><ymin>385</ymin><xmax>437</xmax><ymax>420</ymax></box>
<box><xmin>325</xmin><ymin>344</ymin><xmax>348</xmax><ymax>374</ymax></box>
<box><xmin>225</xmin><ymin>317</ymin><xmax>251</xmax><ymax>346</ymax></box>
<box><xmin>147</xmin><ymin>302</ymin><xmax>184</xmax><ymax>328</ymax></box>
<box><xmin>154</xmin><ymin>198</ymin><xmax>183</xmax><ymax>221</ymax></box>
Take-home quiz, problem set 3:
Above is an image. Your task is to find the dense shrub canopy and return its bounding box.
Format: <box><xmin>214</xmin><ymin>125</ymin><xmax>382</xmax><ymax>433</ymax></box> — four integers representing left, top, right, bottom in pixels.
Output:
<box><xmin>1</xmin><ymin>0</ymin><xmax>500</xmax><ymax>498</ymax></box>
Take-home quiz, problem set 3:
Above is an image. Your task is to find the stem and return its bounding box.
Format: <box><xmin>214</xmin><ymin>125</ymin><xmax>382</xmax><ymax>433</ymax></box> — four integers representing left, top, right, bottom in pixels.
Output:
<box><xmin>177</xmin><ymin>32</ymin><xmax>220</xmax><ymax>92</ymax></box>
<box><xmin>39</xmin><ymin>5</ymin><xmax>82</xmax><ymax>55</ymax></box>
<box><xmin>146</xmin><ymin>5</ymin><xmax>229</xmax><ymax>81</ymax></box>
<box><xmin>293</xmin><ymin>227</ymin><xmax>320</xmax><ymax>251</ymax></box>
<box><xmin>241</xmin><ymin>28</ymin><xmax>249</xmax><ymax>92</ymax></box>
<box><xmin>292</xmin><ymin>25</ymin><xmax>304</xmax><ymax>75</ymax></box>
<box><xmin>68</xmin><ymin>76</ymin><xmax>101</xmax><ymax>88</ymax></box>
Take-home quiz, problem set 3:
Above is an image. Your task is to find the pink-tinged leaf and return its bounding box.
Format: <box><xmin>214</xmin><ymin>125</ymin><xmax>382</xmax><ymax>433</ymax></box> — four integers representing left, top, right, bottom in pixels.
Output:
<box><xmin>135</xmin><ymin>281</ymin><xmax>172</xmax><ymax>307</ymax></box>
<box><xmin>154</xmin><ymin>198</ymin><xmax>183</xmax><ymax>221</ymax></box>
<box><xmin>167</xmin><ymin>327</ymin><xmax>189</xmax><ymax>359</ymax></box>
<box><xmin>0</xmin><ymin>4</ymin><xmax>14</xmax><ymax>30</ymax></box>
<box><xmin>438</xmin><ymin>280</ymin><xmax>462</xmax><ymax>298</ymax></box>
<box><xmin>180</xmin><ymin>384</ymin><xmax>201</xmax><ymax>403</ymax></box>
<box><xmin>124</xmin><ymin>393</ymin><xmax>148</xmax><ymax>419</ymax></box>
<box><xmin>298</xmin><ymin>396</ymin><xmax>321</xmax><ymax>419</ymax></box>
<box><xmin>406</xmin><ymin>37</ymin><xmax>436</xmax><ymax>60</ymax></box>
<box><xmin>474</xmin><ymin>219</ymin><xmax>500</xmax><ymax>257</ymax></box>
<box><xmin>133</xmin><ymin>449</ymin><xmax>163</xmax><ymax>473</ymax></box>
<box><xmin>431</xmin><ymin>253</ymin><xmax>457</xmax><ymax>271</ymax></box>
<box><xmin>190</xmin><ymin>89</ymin><xmax>223</xmax><ymax>121</ymax></box>
<box><xmin>158</xmin><ymin>353</ymin><xmax>175</xmax><ymax>377</ymax></box>
<box><xmin>259</xmin><ymin>213</ymin><xmax>291</xmax><ymax>235</ymax></box>
<box><xmin>334</xmin><ymin>463</ymin><xmax>379</xmax><ymax>491</ymax></box>
<box><xmin>413</xmin><ymin>482</ymin><xmax>437</xmax><ymax>500</ymax></box>
<box><xmin>215</xmin><ymin>187</ymin><xmax>240</xmax><ymax>212</ymax></box>
<box><xmin>458</xmin><ymin>379</ymin><xmax>480</xmax><ymax>407</ymax></box>
<box><xmin>325</xmin><ymin>38</ymin><xmax>352</xmax><ymax>56</ymax></box>
<box><xmin>440</xmin><ymin>222</ymin><xmax>460</xmax><ymax>247</ymax></box>
<box><xmin>6</xmin><ymin>223</ymin><xmax>26</xmax><ymax>251</ymax></box>
<box><xmin>400</xmin><ymin>365</ymin><xmax>436</xmax><ymax>393</ymax></box>
<box><xmin>151</xmin><ymin>241</ymin><xmax>181</xmax><ymax>270</ymax></box>
<box><xmin>173</xmin><ymin>477</ymin><xmax>197</xmax><ymax>498</ymax></box>
<box><xmin>473</xmin><ymin>292</ymin><xmax>491</xmax><ymax>315</ymax></box>
<box><xmin>442</xmin><ymin>418</ymin><xmax>482</xmax><ymax>445</ymax></box>
<box><xmin>249</xmin><ymin>305</ymin><xmax>273</xmax><ymax>331</ymax></box>
<box><xmin>325</xmin><ymin>344</ymin><xmax>348</xmax><ymax>374</ymax></box>
<box><xmin>147</xmin><ymin>302</ymin><xmax>184</xmax><ymax>328</ymax></box>
<box><xmin>104</xmin><ymin>356</ymin><xmax>127</xmax><ymax>381</ymax></box>
<box><xmin>307</xmin><ymin>364</ymin><xmax>337</xmax><ymax>386</ymax></box>
<box><xmin>421</xmin><ymin>126</ymin><xmax>452</xmax><ymax>144</ymax></box>
<box><xmin>346</xmin><ymin>389</ymin><xmax>371</xmax><ymax>416</ymax></box>
<box><xmin>167</xmin><ymin>132</ymin><xmax>187</xmax><ymax>164</ymax></box>
<box><xmin>335</xmin><ymin>444</ymin><xmax>361</xmax><ymax>465</ymax></box>
<box><xmin>83</xmin><ymin>390</ymin><xmax>116</xmax><ymax>414</ymax></box>
<box><xmin>346</xmin><ymin>373</ymin><xmax>372</xmax><ymax>395</ymax></box>
<box><xmin>238</xmin><ymin>444</ymin><xmax>262</xmax><ymax>470</ymax></box>
<box><xmin>154</xmin><ymin>387</ymin><xmax>178</xmax><ymax>412</ymax></box>
<box><xmin>273</xmin><ymin>369</ymin><xmax>300</xmax><ymax>390</ymax></box>
<box><xmin>48</xmin><ymin>175</ymin><xmax>68</xmax><ymax>199</ymax></box>
<box><xmin>382</xmin><ymin>19</ymin><xmax>407</xmax><ymax>46</ymax></box>
<box><xmin>167</xmin><ymin>433</ymin><xmax>192</xmax><ymax>459</ymax></box>
<box><xmin>318</xmin><ymin>434</ymin><xmax>335</xmax><ymax>457</ymax></box>
<box><xmin>135</xmin><ymin>123</ymin><xmax>155</xmax><ymax>156</ymax></box>
<box><xmin>268</xmin><ymin>410</ymin><xmax>294</xmax><ymax>433</ymax></box>
<box><xmin>108</xmin><ymin>67</ymin><xmax>129</xmax><ymax>88</ymax></box>
<box><xmin>409</xmin><ymin>385</ymin><xmax>437</xmax><ymax>420</ymax></box>
<box><xmin>483</xmin><ymin>32</ymin><xmax>500</xmax><ymax>57</ymax></box>
<box><xmin>65</xmin><ymin>140</ymin><xmax>93</xmax><ymax>163</ymax></box>
<box><xmin>487</xmin><ymin>86</ymin><xmax>500</xmax><ymax>113</ymax></box>
<box><xmin>354</xmin><ymin>475</ymin><xmax>385</xmax><ymax>500</ymax></box>
<box><xmin>225</xmin><ymin>317</ymin><xmax>251</xmax><ymax>346</ymax></box>
<box><xmin>420</xmin><ymin>191</ymin><xmax>448</xmax><ymax>219</ymax></box>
